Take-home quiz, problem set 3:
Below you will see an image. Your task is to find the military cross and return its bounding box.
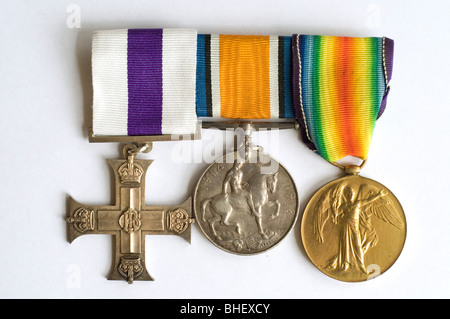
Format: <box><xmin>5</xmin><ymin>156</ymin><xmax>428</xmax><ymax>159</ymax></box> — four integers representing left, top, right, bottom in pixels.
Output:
<box><xmin>67</xmin><ymin>152</ymin><xmax>194</xmax><ymax>283</ymax></box>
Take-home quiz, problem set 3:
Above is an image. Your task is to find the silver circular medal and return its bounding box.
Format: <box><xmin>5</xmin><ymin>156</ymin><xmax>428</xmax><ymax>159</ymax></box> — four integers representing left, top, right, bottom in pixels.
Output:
<box><xmin>193</xmin><ymin>148</ymin><xmax>299</xmax><ymax>255</ymax></box>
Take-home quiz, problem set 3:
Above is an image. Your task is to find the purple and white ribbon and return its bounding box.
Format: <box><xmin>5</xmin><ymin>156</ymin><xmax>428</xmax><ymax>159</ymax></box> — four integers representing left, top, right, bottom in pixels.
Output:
<box><xmin>92</xmin><ymin>28</ymin><xmax>198</xmax><ymax>136</ymax></box>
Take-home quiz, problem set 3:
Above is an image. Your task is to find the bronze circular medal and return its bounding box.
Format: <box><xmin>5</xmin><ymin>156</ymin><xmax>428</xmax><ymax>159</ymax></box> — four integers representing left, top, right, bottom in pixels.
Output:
<box><xmin>301</xmin><ymin>175</ymin><xmax>406</xmax><ymax>282</ymax></box>
<box><xmin>193</xmin><ymin>150</ymin><xmax>299</xmax><ymax>255</ymax></box>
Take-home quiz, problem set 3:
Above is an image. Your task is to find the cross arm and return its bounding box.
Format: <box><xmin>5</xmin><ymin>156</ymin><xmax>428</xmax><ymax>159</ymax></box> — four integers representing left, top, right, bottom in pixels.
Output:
<box><xmin>66</xmin><ymin>196</ymin><xmax>119</xmax><ymax>243</ymax></box>
<box><xmin>141</xmin><ymin>197</ymin><xmax>194</xmax><ymax>243</ymax></box>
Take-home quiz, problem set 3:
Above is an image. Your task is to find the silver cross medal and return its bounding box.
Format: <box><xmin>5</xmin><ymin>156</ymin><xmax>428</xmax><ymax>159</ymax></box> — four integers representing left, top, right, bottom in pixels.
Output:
<box><xmin>67</xmin><ymin>144</ymin><xmax>194</xmax><ymax>283</ymax></box>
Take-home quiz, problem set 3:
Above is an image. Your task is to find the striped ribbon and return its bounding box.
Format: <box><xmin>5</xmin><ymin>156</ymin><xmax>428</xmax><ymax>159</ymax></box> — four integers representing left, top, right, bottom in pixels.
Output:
<box><xmin>196</xmin><ymin>34</ymin><xmax>294</xmax><ymax>119</ymax></box>
<box><xmin>92</xmin><ymin>28</ymin><xmax>198</xmax><ymax>136</ymax></box>
<box><xmin>292</xmin><ymin>35</ymin><xmax>394</xmax><ymax>163</ymax></box>
<box><xmin>91</xmin><ymin>29</ymin><xmax>393</xmax><ymax>147</ymax></box>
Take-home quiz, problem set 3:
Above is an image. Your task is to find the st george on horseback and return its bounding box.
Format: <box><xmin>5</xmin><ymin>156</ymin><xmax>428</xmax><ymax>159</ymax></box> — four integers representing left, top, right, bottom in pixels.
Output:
<box><xmin>201</xmin><ymin>160</ymin><xmax>280</xmax><ymax>240</ymax></box>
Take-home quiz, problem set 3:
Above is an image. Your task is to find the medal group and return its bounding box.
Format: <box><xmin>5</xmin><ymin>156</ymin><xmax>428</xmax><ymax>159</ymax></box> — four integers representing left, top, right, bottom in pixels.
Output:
<box><xmin>67</xmin><ymin>28</ymin><xmax>406</xmax><ymax>283</ymax></box>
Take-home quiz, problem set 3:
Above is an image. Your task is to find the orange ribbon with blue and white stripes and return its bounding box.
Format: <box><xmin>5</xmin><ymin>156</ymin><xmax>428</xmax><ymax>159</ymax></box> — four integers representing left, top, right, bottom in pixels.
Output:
<box><xmin>196</xmin><ymin>34</ymin><xmax>295</xmax><ymax>119</ymax></box>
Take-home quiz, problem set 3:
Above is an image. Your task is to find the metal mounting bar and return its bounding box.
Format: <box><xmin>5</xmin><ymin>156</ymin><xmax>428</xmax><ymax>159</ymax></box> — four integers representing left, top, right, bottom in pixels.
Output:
<box><xmin>200</xmin><ymin>119</ymin><xmax>299</xmax><ymax>131</ymax></box>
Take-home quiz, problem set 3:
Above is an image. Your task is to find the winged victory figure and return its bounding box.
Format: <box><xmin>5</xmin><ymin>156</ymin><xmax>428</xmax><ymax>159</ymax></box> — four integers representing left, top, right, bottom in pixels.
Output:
<box><xmin>314</xmin><ymin>181</ymin><xmax>405</xmax><ymax>274</ymax></box>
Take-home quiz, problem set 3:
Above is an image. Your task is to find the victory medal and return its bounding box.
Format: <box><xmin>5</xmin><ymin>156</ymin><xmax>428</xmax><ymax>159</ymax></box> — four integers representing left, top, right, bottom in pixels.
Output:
<box><xmin>292</xmin><ymin>35</ymin><xmax>406</xmax><ymax>282</ymax></box>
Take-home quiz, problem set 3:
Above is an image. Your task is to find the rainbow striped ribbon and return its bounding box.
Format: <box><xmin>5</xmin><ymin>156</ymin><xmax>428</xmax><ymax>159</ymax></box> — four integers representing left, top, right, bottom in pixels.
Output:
<box><xmin>196</xmin><ymin>34</ymin><xmax>294</xmax><ymax>119</ymax></box>
<box><xmin>292</xmin><ymin>35</ymin><xmax>394</xmax><ymax>163</ymax></box>
<box><xmin>91</xmin><ymin>28</ymin><xmax>198</xmax><ymax>136</ymax></box>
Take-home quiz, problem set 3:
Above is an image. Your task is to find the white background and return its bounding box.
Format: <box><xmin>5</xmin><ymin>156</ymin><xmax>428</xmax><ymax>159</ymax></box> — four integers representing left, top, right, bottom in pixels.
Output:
<box><xmin>1</xmin><ymin>0</ymin><xmax>449</xmax><ymax>299</ymax></box>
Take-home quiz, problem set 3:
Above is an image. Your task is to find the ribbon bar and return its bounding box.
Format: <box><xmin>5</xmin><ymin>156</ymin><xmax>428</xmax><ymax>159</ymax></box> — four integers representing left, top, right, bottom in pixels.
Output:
<box><xmin>90</xmin><ymin>29</ymin><xmax>394</xmax><ymax>147</ymax></box>
<box><xmin>92</xmin><ymin>28</ymin><xmax>198</xmax><ymax>137</ymax></box>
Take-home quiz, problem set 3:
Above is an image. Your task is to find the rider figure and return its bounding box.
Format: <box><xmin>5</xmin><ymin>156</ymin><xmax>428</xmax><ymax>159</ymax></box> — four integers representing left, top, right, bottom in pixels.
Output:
<box><xmin>222</xmin><ymin>160</ymin><xmax>258</xmax><ymax>216</ymax></box>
